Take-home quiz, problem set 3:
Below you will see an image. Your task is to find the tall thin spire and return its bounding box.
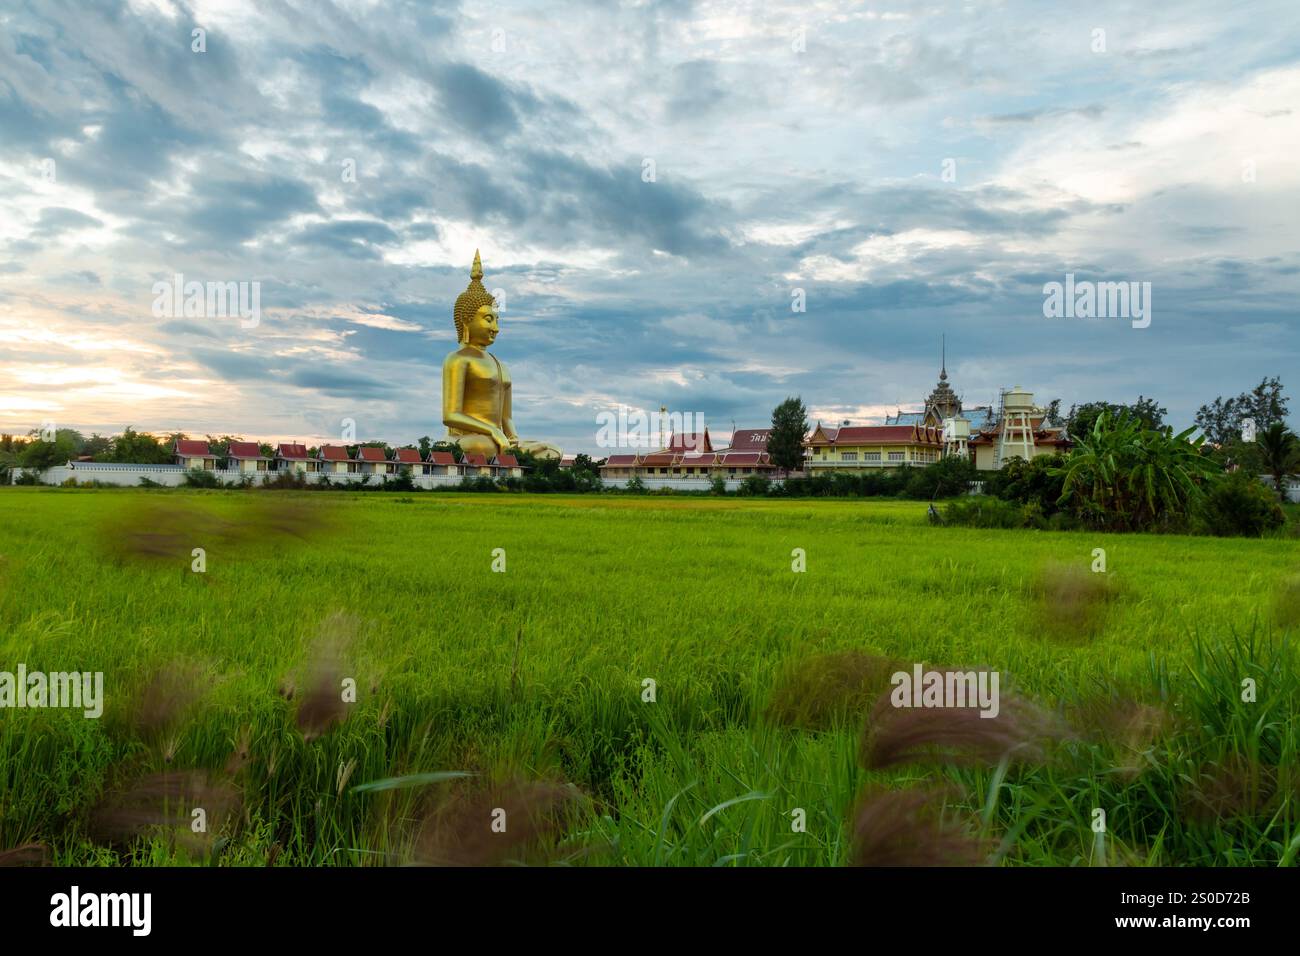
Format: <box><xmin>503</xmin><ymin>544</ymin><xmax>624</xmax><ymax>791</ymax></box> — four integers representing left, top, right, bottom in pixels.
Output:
<box><xmin>940</xmin><ymin>334</ymin><xmax>947</xmax><ymax>380</ymax></box>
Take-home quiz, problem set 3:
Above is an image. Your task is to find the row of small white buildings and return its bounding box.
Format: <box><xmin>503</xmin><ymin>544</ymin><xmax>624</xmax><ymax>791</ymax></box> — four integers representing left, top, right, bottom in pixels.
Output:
<box><xmin>172</xmin><ymin>440</ymin><xmax>523</xmax><ymax>478</ymax></box>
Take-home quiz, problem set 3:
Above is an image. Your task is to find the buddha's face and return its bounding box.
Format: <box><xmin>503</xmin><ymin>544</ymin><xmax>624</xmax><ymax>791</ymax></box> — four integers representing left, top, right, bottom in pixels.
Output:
<box><xmin>465</xmin><ymin>303</ymin><xmax>499</xmax><ymax>347</ymax></box>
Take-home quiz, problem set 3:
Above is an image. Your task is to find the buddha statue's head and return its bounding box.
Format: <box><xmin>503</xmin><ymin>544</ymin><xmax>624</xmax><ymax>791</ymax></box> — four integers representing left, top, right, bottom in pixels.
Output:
<box><xmin>453</xmin><ymin>249</ymin><xmax>499</xmax><ymax>348</ymax></box>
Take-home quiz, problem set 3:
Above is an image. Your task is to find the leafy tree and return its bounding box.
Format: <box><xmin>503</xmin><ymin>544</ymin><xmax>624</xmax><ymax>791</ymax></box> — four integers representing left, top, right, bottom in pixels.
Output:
<box><xmin>0</xmin><ymin>447</ymin><xmax>19</xmax><ymax>484</ymax></box>
<box><xmin>107</xmin><ymin>427</ymin><xmax>172</xmax><ymax>464</ymax></box>
<box><xmin>903</xmin><ymin>455</ymin><xmax>977</xmax><ymax>499</ymax></box>
<box><xmin>984</xmin><ymin>454</ymin><xmax>1068</xmax><ymax>513</ymax></box>
<box><xmin>1256</xmin><ymin>422</ymin><xmax>1299</xmax><ymax>503</ymax></box>
<box><xmin>18</xmin><ymin>430</ymin><xmax>78</xmax><ymax>469</ymax></box>
<box><xmin>83</xmin><ymin>433</ymin><xmax>112</xmax><ymax>458</ymax></box>
<box><xmin>1067</xmin><ymin>397</ymin><xmax>1165</xmax><ymax>437</ymax></box>
<box><xmin>1053</xmin><ymin>411</ymin><xmax>1219</xmax><ymax>531</ymax></box>
<box><xmin>418</xmin><ymin>435</ymin><xmax>432</xmax><ymax>457</ymax></box>
<box><xmin>767</xmin><ymin>396</ymin><xmax>809</xmax><ymax>474</ymax></box>
<box><xmin>1196</xmin><ymin>376</ymin><xmax>1289</xmax><ymax>447</ymax></box>
<box><xmin>1197</xmin><ymin>471</ymin><xmax>1284</xmax><ymax>537</ymax></box>
<box><xmin>1042</xmin><ymin>398</ymin><xmax>1064</xmax><ymax>427</ymax></box>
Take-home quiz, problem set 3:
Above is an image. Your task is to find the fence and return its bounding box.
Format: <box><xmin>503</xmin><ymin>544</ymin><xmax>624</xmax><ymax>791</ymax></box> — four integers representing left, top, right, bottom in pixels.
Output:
<box><xmin>14</xmin><ymin>463</ymin><xmax>473</xmax><ymax>490</ymax></box>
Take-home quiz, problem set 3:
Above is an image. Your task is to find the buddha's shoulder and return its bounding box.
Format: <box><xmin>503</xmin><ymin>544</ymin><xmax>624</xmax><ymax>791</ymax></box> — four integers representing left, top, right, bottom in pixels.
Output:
<box><xmin>443</xmin><ymin>347</ymin><xmax>484</xmax><ymax>365</ymax></box>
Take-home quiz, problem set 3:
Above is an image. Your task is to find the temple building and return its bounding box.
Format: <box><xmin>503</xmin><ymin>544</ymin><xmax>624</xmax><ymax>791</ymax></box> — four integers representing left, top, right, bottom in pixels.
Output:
<box><xmin>597</xmin><ymin>344</ymin><xmax>1070</xmax><ymax>482</ymax></box>
<box><xmin>805</xmin><ymin>423</ymin><xmax>943</xmax><ymax>473</ymax></box>
<box><xmin>598</xmin><ymin>426</ymin><xmax>780</xmax><ymax>480</ymax></box>
<box><xmin>879</xmin><ymin>344</ymin><xmax>1071</xmax><ymax>470</ymax></box>
<box><xmin>884</xmin><ymin>342</ymin><xmax>996</xmax><ymax>432</ymax></box>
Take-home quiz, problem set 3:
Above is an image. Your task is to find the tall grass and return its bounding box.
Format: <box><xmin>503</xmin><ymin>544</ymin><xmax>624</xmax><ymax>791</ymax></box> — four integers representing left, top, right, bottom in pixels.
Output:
<box><xmin>0</xmin><ymin>487</ymin><xmax>1295</xmax><ymax>865</ymax></box>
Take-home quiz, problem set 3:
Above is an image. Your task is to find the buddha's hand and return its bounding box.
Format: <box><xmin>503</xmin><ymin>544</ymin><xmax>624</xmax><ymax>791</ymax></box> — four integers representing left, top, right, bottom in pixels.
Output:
<box><xmin>489</xmin><ymin>428</ymin><xmax>510</xmax><ymax>451</ymax></box>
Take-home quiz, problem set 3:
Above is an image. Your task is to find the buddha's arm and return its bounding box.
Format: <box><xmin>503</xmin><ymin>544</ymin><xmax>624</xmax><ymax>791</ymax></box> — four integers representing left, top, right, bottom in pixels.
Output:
<box><xmin>502</xmin><ymin>379</ymin><xmax>519</xmax><ymax>442</ymax></box>
<box><xmin>442</xmin><ymin>355</ymin><xmax>506</xmax><ymax>444</ymax></box>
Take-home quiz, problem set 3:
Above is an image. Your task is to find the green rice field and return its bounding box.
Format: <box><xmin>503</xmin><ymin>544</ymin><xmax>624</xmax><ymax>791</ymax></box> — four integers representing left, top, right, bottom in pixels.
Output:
<box><xmin>1</xmin><ymin>487</ymin><xmax>1297</xmax><ymax>866</ymax></box>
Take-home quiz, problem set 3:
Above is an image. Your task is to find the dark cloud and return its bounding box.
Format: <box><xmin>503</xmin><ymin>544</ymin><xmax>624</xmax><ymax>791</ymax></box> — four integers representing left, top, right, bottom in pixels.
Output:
<box><xmin>292</xmin><ymin>219</ymin><xmax>401</xmax><ymax>258</ymax></box>
<box><xmin>158</xmin><ymin>320</ymin><xmax>220</xmax><ymax>339</ymax></box>
<box><xmin>181</xmin><ymin>175</ymin><xmax>320</xmax><ymax>246</ymax></box>
<box><xmin>288</xmin><ymin>366</ymin><xmax>397</xmax><ymax>399</ymax></box>
<box><xmin>433</xmin><ymin>62</ymin><xmax>523</xmax><ymax>140</ymax></box>
<box><xmin>32</xmin><ymin>206</ymin><xmax>103</xmax><ymax>237</ymax></box>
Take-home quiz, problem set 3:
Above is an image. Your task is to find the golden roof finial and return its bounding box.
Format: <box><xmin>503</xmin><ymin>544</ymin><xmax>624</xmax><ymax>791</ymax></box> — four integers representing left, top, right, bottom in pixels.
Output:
<box><xmin>454</xmin><ymin>249</ymin><xmax>494</xmax><ymax>342</ymax></box>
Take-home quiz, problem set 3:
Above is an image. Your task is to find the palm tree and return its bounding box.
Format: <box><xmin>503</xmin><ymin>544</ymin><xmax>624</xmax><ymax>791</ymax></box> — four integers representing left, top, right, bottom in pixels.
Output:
<box><xmin>1053</xmin><ymin>410</ymin><xmax>1220</xmax><ymax>531</ymax></box>
<box><xmin>1256</xmin><ymin>422</ymin><xmax>1299</xmax><ymax>503</ymax></box>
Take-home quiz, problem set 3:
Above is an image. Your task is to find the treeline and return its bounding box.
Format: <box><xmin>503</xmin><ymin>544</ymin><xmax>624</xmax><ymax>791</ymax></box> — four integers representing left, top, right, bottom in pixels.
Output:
<box><xmin>636</xmin><ymin>456</ymin><xmax>980</xmax><ymax>500</ymax></box>
<box><xmin>944</xmin><ymin>412</ymin><xmax>1294</xmax><ymax>538</ymax></box>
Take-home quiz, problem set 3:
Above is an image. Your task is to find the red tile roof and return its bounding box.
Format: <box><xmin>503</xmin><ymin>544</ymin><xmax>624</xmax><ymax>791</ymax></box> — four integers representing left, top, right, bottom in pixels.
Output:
<box><xmin>427</xmin><ymin>451</ymin><xmax>457</xmax><ymax>466</ymax></box>
<box><xmin>357</xmin><ymin>446</ymin><xmax>387</xmax><ymax>462</ymax></box>
<box><xmin>602</xmin><ymin>454</ymin><xmax>638</xmax><ymax>467</ymax></box>
<box><xmin>227</xmin><ymin>441</ymin><xmax>265</xmax><ymax>459</ymax></box>
<box><xmin>319</xmin><ymin>445</ymin><xmax>350</xmax><ymax>461</ymax></box>
<box><xmin>719</xmin><ymin>451</ymin><xmax>768</xmax><ymax>465</ymax></box>
<box><xmin>174</xmin><ymin>440</ymin><xmax>210</xmax><ymax>456</ymax></box>
<box><xmin>833</xmin><ymin>425</ymin><xmax>930</xmax><ymax>444</ymax></box>
<box><xmin>640</xmin><ymin>453</ymin><xmax>675</xmax><ymax>466</ymax></box>
<box><xmin>277</xmin><ymin>443</ymin><xmax>309</xmax><ymax>459</ymax></box>
<box><xmin>394</xmin><ymin>448</ymin><xmax>422</xmax><ymax>463</ymax></box>
<box><xmin>727</xmin><ymin>429</ymin><xmax>770</xmax><ymax>451</ymax></box>
<box><xmin>494</xmin><ymin>454</ymin><xmax>519</xmax><ymax>467</ymax></box>
<box><xmin>463</xmin><ymin>454</ymin><xmax>487</xmax><ymax>467</ymax></box>
<box><xmin>678</xmin><ymin>454</ymin><xmax>716</xmax><ymax>468</ymax></box>
<box><xmin>668</xmin><ymin>429</ymin><xmax>712</xmax><ymax>452</ymax></box>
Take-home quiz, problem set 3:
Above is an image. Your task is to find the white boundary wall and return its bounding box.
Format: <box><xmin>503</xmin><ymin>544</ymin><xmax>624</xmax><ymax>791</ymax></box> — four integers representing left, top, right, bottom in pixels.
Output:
<box><xmin>16</xmin><ymin>463</ymin><xmax>472</xmax><ymax>490</ymax></box>
<box><xmin>14</xmin><ymin>464</ymin><xmax>1300</xmax><ymax>502</ymax></box>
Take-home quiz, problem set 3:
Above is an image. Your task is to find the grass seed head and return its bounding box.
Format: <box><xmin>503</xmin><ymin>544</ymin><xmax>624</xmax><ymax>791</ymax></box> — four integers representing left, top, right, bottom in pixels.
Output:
<box><xmin>0</xmin><ymin>843</ymin><xmax>50</xmax><ymax>867</ymax></box>
<box><xmin>89</xmin><ymin>771</ymin><xmax>240</xmax><ymax>852</ymax></box>
<box><xmin>862</xmin><ymin>678</ymin><xmax>1065</xmax><ymax>769</ymax></box>
<box><xmin>766</xmin><ymin>650</ymin><xmax>902</xmax><ymax>730</ymax></box>
<box><xmin>1033</xmin><ymin>561</ymin><xmax>1117</xmax><ymax>641</ymax></box>
<box><xmin>293</xmin><ymin>611</ymin><xmax>358</xmax><ymax>741</ymax></box>
<box><xmin>414</xmin><ymin>779</ymin><xmax>584</xmax><ymax>867</ymax></box>
<box><xmin>848</xmin><ymin>787</ymin><xmax>989</xmax><ymax>867</ymax></box>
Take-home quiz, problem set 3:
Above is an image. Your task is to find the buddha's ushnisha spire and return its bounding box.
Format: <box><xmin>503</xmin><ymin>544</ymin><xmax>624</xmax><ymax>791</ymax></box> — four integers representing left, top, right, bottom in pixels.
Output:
<box><xmin>453</xmin><ymin>249</ymin><xmax>495</xmax><ymax>341</ymax></box>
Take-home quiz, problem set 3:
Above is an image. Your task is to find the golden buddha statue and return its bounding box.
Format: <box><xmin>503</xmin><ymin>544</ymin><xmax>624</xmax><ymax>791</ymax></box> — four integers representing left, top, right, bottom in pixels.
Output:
<box><xmin>442</xmin><ymin>251</ymin><xmax>561</xmax><ymax>460</ymax></box>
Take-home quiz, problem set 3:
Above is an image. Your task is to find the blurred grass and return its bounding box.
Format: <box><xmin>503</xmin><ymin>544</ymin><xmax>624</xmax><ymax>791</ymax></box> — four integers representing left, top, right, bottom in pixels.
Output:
<box><xmin>0</xmin><ymin>486</ymin><xmax>1296</xmax><ymax>866</ymax></box>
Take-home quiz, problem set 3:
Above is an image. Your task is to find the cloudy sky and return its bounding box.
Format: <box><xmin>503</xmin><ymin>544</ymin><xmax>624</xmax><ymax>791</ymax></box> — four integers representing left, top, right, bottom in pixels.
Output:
<box><xmin>2</xmin><ymin>0</ymin><xmax>1297</xmax><ymax>453</ymax></box>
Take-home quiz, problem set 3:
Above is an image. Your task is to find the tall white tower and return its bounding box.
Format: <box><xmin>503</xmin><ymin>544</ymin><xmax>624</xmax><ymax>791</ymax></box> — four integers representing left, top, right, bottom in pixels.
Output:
<box><xmin>942</xmin><ymin>416</ymin><xmax>970</xmax><ymax>458</ymax></box>
<box><xmin>996</xmin><ymin>386</ymin><xmax>1036</xmax><ymax>467</ymax></box>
